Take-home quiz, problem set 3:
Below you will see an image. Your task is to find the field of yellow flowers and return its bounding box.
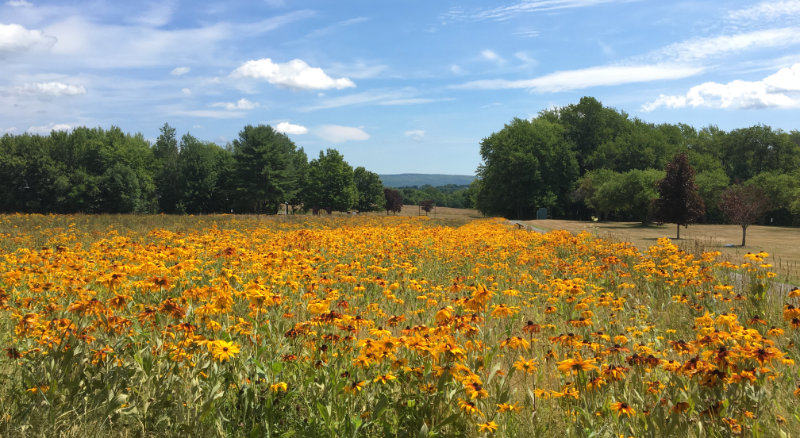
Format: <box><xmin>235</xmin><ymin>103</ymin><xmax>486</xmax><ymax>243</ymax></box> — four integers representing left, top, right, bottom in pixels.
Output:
<box><xmin>0</xmin><ymin>214</ymin><xmax>798</xmax><ymax>437</ymax></box>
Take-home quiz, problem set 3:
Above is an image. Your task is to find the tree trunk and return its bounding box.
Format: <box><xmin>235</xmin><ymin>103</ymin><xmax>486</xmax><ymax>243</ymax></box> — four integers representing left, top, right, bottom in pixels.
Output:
<box><xmin>676</xmin><ymin>223</ymin><xmax>680</xmax><ymax>240</ymax></box>
<box><xmin>741</xmin><ymin>225</ymin><xmax>747</xmax><ymax>246</ymax></box>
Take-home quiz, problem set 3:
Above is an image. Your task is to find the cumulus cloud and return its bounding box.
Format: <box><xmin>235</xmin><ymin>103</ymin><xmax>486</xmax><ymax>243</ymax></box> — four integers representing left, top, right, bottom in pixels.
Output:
<box><xmin>16</xmin><ymin>81</ymin><xmax>86</xmax><ymax>96</ymax></box>
<box><xmin>181</xmin><ymin>87</ymin><xmax>191</xmax><ymax>95</ymax></box>
<box><xmin>231</xmin><ymin>58</ymin><xmax>355</xmax><ymax>90</ymax></box>
<box><xmin>642</xmin><ymin>63</ymin><xmax>800</xmax><ymax>111</ymax></box>
<box><xmin>404</xmin><ymin>129</ymin><xmax>425</xmax><ymax>142</ymax></box>
<box><xmin>171</xmin><ymin>66</ymin><xmax>190</xmax><ymax>76</ymax></box>
<box><xmin>211</xmin><ymin>98</ymin><xmax>259</xmax><ymax>110</ymax></box>
<box><xmin>0</xmin><ymin>23</ymin><xmax>57</xmax><ymax>53</ymax></box>
<box><xmin>316</xmin><ymin>125</ymin><xmax>369</xmax><ymax>142</ymax></box>
<box><xmin>27</xmin><ymin>123</ymin><xmax>73</xmax><ymax>134</ymax></box>
<box><xmin>275</xmin><ymin>121</ymin><xmax>308</xmax><ymax>135</ymax></box>
<box><xmin>456</xmin><ymin>64</ymin><xmax>703</xmax><ymax>92</ymax></box>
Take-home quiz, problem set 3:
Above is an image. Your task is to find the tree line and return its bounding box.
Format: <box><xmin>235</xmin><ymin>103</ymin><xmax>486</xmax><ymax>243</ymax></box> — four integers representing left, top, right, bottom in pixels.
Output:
<box><xmin>0</xmin><ymin>124</ymin><xmax>386</xmax><ymax>215</ymax></box>
<box><xmin>476</xmin><ymin>96</ymin><xmax>800</xmax><ymax>225</ymax></box>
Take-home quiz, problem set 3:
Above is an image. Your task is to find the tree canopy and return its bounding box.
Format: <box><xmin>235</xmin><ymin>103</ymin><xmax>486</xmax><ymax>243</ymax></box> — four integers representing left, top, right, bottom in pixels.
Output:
<box><xmin>652</xmin><ymin>153</ymin><xmax>705</xmax><ymax>239</ymax></box>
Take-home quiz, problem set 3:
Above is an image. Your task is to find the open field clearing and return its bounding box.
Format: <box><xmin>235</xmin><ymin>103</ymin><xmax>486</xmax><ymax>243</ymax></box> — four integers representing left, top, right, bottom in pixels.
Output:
<box><xmin>529</xmin><ymin>220</ymin><xmax>800</xmax><ymax>287</ymax></box>
<box><xmin>1</xmin><ymin>214</ymin><xmax>799</xmax><ymax>437</ymax></box>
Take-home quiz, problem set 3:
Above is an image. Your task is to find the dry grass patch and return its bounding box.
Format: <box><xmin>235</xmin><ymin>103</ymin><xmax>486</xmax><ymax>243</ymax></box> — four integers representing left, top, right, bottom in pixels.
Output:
<box><xmin>527</xmin><ymin>219</ymin><xmax>800</xmax><ymax>285</ymax></box>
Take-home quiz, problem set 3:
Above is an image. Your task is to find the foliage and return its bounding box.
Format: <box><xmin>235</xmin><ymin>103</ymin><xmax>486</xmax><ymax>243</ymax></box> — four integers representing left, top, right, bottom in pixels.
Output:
<box><xmin>353</xmin><ymin>166</ymin><xmax>385</xmax><ymax>212</ymax></box>
<box><xmin>476</xmin><ymin>117</ymin><xmax>579</xmax><ymax>219</ymax></box>
<box><xmin>383</xmin><ymin>188</ymin><xmax>403</xmax><ymax>214</ymax></box>
<box><xmin>419</xmin><ymin>199</ymin><xmax>434</xmax><ymax>215</ymax></box>
<box><xmin>305</xmin><ymin>149</ymin><xmax>357</xmax><ymax>213</ymax></box>
<box><xmin>578</xmin><ymin>169</ymin><xmax>663</xmax><ymax>223</ymax></box>
<box><xmin>719</xmin><ymin>184</ymin><xmax>772</xmax><ymax>246</ymax></box>
<box><xmin>0</xmin><ymin>214</ymin><xmax>797</xmax><ymax>437</ymax></box>
<box><xmin>232</xmin><ymin>125</ymin><xmax>303</xmax><ymax>214</ymax></box>
<box><xmin>652</xmin><ymin>153</ymin><xmax>705</xmax><ymax>239</ymax></box>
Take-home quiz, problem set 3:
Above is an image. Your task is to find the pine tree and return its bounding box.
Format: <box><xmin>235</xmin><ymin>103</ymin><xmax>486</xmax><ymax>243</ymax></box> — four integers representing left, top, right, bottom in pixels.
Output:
<box><xmin>652</xmin><ymin>153</ymin><xmax>705</xmax><ymax>239</ymax></box>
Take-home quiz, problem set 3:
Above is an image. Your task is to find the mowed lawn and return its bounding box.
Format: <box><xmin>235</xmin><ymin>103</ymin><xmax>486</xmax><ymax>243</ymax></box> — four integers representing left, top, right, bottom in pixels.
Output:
<box><xmin>528</xmin><ymin>219</ymin><xmax>800</xmax><ymax>285</ymax></box>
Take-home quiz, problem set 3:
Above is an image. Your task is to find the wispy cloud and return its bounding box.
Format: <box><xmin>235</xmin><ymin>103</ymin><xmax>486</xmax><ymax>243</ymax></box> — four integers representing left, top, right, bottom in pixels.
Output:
<box><xmin>727</xmin><ymin>0</ymin><xmax>800</xmax><ymax>22</ymax></box>
<box><xmin>231</xmin><ymin>58</ymin><xmax>355</xmax><ymax>90</ymax></box>
<box><xmin>455</xmin><ymin>64</ymin><xmax>703</xmax><ymax>92</ymax></box>
<box><xmin>652</xmin><ymin>27</ymin><xmax>800</xmax><ymax>63</ymax></box>
<box><xmin>127</xmin><ymin>1</ymin><xmax>177</xmax><ymax>27</ymax></box>
<box><xmin>443</xmin><ymin>0</ymin><xmax>636</xmax><ymax>22</ymax></box>
<box><xmin>27</xmin><ymin>122</ymin><xmax>74</xmax><ymax>134</ymax></box>
<box><xmin>15</xmin><ymin>81</ymin><xmax>87</xmax><ymax>96</ymax></box>
<box><xmin>404</xmin><ymin>129</ymin><xmax>425</xmax><ymax>142</ymax></box>
<box><xmin>481</xmin><ymin>49</ymin><xmax>506</xmax><ymax>65</ymax></box>
<box><xmin>301</xmin><ymin>89</ymin><xmax>441</xmax><ymax>111</ymax></box>
<box><xmin>316</xmin><ymin>125</ymin><xmax>369</xmax><ymax>142</ymax></box>
<box><xmin>642</xmin><ymin>63</ymin><xmax>800</xmax><ymax>111</ymax></box>
<box><xmin>172</xmin><ymin>109</ymin><xmax>246</xmax><ymax>119</ymax></box>
<box><xmin>305</xmin><ymin>16</ymin><xmax>369</xmax><ymax>39</ymax></box>
<box><xmin>327</xmin><ymin>60</ymin><xmax>388</xmax><ymax>79</ymax></box>
<box><xmin>171</xmin><ymin>66</ymin><xmax>190</xmax><ymax>76</ymax></box>
<box><xmin>211</xmin><ymin>98</ymin><xmax>259</xmax><ymax>110</ymax></box>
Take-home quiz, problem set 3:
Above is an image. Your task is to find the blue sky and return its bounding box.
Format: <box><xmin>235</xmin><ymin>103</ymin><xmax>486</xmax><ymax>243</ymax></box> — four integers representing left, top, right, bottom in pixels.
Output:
<box><xmin>2</xmin><ymin>0</ymin><xmax>800</xmax><ymax>175</ymax></box>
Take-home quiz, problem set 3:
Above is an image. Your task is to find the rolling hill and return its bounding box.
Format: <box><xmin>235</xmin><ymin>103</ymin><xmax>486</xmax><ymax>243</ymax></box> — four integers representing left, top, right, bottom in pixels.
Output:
<box><xmin>379</xmin><ymin>173</ymin><xmax>476</xmax><ymax>188</ymax></box>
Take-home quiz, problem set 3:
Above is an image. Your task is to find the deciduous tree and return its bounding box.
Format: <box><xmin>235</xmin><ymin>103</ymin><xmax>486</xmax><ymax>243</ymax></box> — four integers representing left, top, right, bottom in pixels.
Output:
<box><xmin>652</xmin><ymin>153</ymin><xmax>705</xmax><ymax>239</ymax></box>
<box><xmin>304</xmin><ymin>149</ymin><xmax>357</xmax><ymax>214</ymax></box>
<box><xmin>719</xmin><ymin>185</ymin><xmax>771</xmax><ymax>246</ymax></box>
<box><xmin>383</xmin><ymin>188</ymin><xmax>403</xmax><ymax>214</ymax></box>
<box><xmin>353</xmin><ymin>166</ymin><xmax>385</xmax><ymax>212</ymax></box>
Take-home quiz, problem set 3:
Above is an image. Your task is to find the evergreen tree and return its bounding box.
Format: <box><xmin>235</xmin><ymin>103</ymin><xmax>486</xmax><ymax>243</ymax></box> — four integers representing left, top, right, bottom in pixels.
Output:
<box><xmin>153</xmin><ymin>123</ymin><xmax>181</xmax><ymax>213</ymax></box>
<box><xmin>232</xmin><ymin>125</ymin><xmax>300</xmax><ymax>213</ymax></box>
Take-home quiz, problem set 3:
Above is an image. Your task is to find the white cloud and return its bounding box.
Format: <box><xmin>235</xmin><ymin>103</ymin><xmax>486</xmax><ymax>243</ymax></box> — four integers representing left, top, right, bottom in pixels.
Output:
<box><xmin>404</xmin><ymin>129</ymin><xmax>425</xmax><ymax>142</ymax></box>
<box><xmin>211</xmin><ymin>98</ymin><xmax>259</xmax><ymax>110</ymax></box>
<box><xmin>305</xmin><ymin>17</ymin><xmax>369</xmax><ymax>40</ymax></box>
<box><xmin>643</xmin><ymin>63</ymin><xmax>800</xmax><ymax>111</ymax></box>
<box><xmin>171</xmin><ymin>66</ymin><xmax>190</xmax><ymax>76</ymax></box>
<box><xmin>3</xmin><ymin>127</ymin><xmax>18</xmax><ymax>133</ymax></box>
<box><xmin>316</xmin><ymin>125</ymin><xmax>369</xmax><ymax>143</ymax></box>
<box><xmin>275</xmin><ymin>121</ymin><xmax>308</xmax><ymax>135</ymax></box>
<box><xmin>302</xmin><ymin>89</ymin><xmax>441</xmax><ymax>111</ymax></box>
<box><xmin>481</xmin><ymin>49</ymin><xmax>505</xmax><ymax>65</ymax></box>
<box><xmin>27</xmin><ymin>123</ymin><xmax>73</xmax><ymax>134</ymax></box>
<box><xmin>181</xmin><ymin>87</ymin><xmax>191</xmax><ymax>95</ymax></box>
<box><xmin>450</xmin><ymin>64</ymin><xmax>465</xmax><ymax>74</ymax></box>
<box><xmin>15</xmin><ymin>81</ymin><xmax>86</xmax><ymax>96</ymax></box>
<box><xmin>128</xmin><ymin>1</ymin><xmax>177</xmax><ymax>27</ymax></box>
<box><xmin>6</xmin><ymin>0</ymin><xmax>32</xmax><ymax>7</ymax></box>
<box><xmin>655</xmin><ymin>27</ymin><xmax>800</xmax><ymax>63</ymax></box>
<box><xmin>727</xmin><ymin>0</ymin><xmax>800</xmax><ymax>22</ymax></box>
<box><xmin>172</xmin><ymin>109</ymin><xmax>246</xmax><ymax>119</ymax></box>
<box><xmin>444</xmin><ymin>0</ymin><xmax>636</xmax><ymax>22</ymax></box>
<box><xmin>514</xmin><ymin>29</ymin><xmax>540</xmax><ymax>38</ymax></box>
<box><xmin>514</xmin><ymin>51</ymin><xmax>537</xmax><ymax>67</ymax></box>
<box><xmin>456</xmin><ymin>64</ymin><xmax>703</xmax><ymax>92</ymax></box>
<box><xmin>0</xmin><ymin>23</ymin><xmax>56</xmax><ymax>53</ymax></box>
<box><xmin>231</xmin><ymin>58</ymin><xmax>355</xmax><ymax>90</ymax></box>
<box><xmin>327</xmin><ymin>60</ymin><xmax>387</xmax><ymax>79</ymax></box>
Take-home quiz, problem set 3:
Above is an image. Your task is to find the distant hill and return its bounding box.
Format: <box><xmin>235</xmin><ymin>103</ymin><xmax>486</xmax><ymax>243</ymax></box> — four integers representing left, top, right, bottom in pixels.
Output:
<box><xmin>379</xmin><ymin>173</ymin><xmax>476</xmax><ymax>188</ymax></box>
